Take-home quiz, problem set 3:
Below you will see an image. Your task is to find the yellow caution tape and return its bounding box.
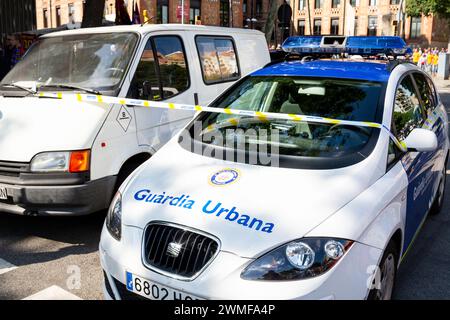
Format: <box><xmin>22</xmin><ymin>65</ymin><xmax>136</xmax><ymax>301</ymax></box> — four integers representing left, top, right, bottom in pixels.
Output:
<box><xmin>37</xmin><ymin>92</ymin><xmax>408</xmax><ymax>152</ymax></box>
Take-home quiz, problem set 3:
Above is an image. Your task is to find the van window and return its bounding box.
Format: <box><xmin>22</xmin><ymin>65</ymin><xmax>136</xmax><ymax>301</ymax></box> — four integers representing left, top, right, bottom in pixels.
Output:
<box><xmin>393</xmin><ymin>75</ymin><xmax>424</xmax><ymax>140</ymax></box>
<box><xmin>195</xmin><ymin>36</ymin><xmax>240</xmax><ymax>84</ymax></box>
<box><xmin>128</xmin><ymin>35</ymin><xmax>189</xmax><ymax>101</ymax></box>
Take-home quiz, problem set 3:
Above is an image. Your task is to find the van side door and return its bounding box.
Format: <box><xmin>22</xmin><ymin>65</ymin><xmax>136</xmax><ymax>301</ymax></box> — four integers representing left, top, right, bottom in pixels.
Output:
<box><xmin>127</xmin><ymin>32</ymin><xmax>195</xmax><ymax>150</ymax></box>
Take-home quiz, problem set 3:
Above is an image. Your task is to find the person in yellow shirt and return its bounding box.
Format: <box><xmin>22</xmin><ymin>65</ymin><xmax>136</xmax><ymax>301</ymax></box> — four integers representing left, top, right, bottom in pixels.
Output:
<box><xmin>412</xmin><ymin>49</ymin><xmax>421</xmax><ymax>64</ymax></box>
<box><xmin>432</xmin><ymin>53</ymin><xmax>439</xmax><ymax>76</ymax></box>
<box><xmin>426</xmin><ymin>51</ymin><xmax>433</xmax><ymax>73</ymax></box>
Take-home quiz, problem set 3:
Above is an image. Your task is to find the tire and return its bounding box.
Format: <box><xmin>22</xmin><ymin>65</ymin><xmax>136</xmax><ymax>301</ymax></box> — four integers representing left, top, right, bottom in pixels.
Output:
<box><xmin>430</xmin><ymin>163</ymin><xmax>447</xmax><ymax>215</ymax></box>
<box><xmin>367</xmin><ymin>240</ymin><xmax>399</xmax><ymax>300</ymax></box>
<box><xmin>113</xmin><ymin>160</ymin><xmax>144</xmax><ymax>196</ymax></box>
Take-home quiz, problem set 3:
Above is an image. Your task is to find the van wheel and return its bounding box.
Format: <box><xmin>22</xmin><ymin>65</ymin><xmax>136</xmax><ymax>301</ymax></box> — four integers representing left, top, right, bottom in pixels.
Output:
<box><xmin>430</xmin><ymin>164</ymin><xmax>447</xmax><ymax>215</ymax></box>
<box><xmin>367</xmin><ymin>240</ymin><xmax>398</xmax><ymax>300</ymax></box>
<box><xmin>113</xmin><ymin>159</ymin><xmax>145</xmax><ymax>196</ymax></box>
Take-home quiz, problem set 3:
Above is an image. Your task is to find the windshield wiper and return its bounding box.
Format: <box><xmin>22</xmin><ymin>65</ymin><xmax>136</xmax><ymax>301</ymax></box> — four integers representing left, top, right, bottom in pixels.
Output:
<box><xmin>38</xmin><ymin>84</ymin><xmax>101</xmax><ymax>95</ymax></box>
<box><xmin>0</xmin><ymin>83</ymin><xmax>37</xmax><ymax>95</ymax></box>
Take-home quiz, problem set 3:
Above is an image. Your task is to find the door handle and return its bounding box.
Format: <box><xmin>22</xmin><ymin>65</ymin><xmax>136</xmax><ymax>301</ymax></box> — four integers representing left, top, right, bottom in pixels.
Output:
<box><xmin>194</xmin><ymin>93</ymin><xmax>199</xmax><ymax>106</ymax></box>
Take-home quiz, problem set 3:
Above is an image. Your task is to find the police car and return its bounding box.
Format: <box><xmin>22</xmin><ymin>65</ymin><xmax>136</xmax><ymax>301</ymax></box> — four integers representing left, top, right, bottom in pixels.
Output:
<box><xmin>100</xmin><ymin>38</ymin><xmax>448</xmax><ymax>300</ymax></box>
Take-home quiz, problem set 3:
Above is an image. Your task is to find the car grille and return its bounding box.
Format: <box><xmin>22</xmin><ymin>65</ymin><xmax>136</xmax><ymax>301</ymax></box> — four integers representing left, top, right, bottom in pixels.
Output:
<box><xmin>143</xmin><ymin>223</ymin><xmax>219</xmax><ymax>279</ymax></box>
<box><xmin>0</xmin><ymin>160</ymin><xmax>29</xmax><ymax>178</ymax></box>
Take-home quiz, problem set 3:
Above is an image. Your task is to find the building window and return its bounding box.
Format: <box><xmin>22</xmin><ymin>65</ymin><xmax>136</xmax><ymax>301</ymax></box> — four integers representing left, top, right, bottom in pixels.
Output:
<box><xmin>410</xmin><ymin>16</ymin><xmax>421</xmax><ymax>38</ymax></box>
<box><xmin>190</xmin><ymin>0</ymin><xmax>201</xmax><ymax>24</ymax></box>
<box><xmin>369</xmin><ymin>0</ymin><xmax>376</xmax><ymax>6</ymax></box>
<box><xmin>314</xmin><ymin>18</ymin><xmax>322</xmax><ymax>35</ymax></box>
<box><xmin>331</xmin><ymin>18</ymin><xmax>339</xmax><ymax>35</ymax></box>
<box><xmin>256</xmin><ymin>0</ymin><xmax>263</xmax><ymax>15</ymax></box>
<box><xmin>298</xmin><ymin>0</ymin><xmax>306</xmax><ymax>10</ymax></box>
<box><xmin>332</xmin><ymin>0</ymin><xmax>340</xmax><ymax>8</ymax></box>
<box><xmin>243</xmin><ymin>0</ymin><xmax>247</xmax><ymax>15</ymax></box>
<box><xmin>157</xmin><ymin>0</ymin><xmax>169</xmax><ymax>24</ymax></box>
<box><xmin>220</xmin><ymin>0</ymin><xmax>230</xmax><ymax>26</ymax></box>
<box><xmin>350</xmin><ymin>0</ymin><xmax>359</xmax><ymax>6</ymax></box>
<box><xmin>314</xmin><ymin>0</ymin><xmax>322</xmax><ymax>9</ymax></box>
<box><xmin>298</xmin><ymin>19</ymin><xmax>305</xmax><ymax>35</ymax></box>
<box><xmin>354</xmin><ymin>17</ymin><xmax>358</xmax><ymax>35</ymax></box>
<box><xmin>390</xmin><ymin>0</ymin><xmax>400</xmax><ymax>4</ymax></box>
<box><xmin>368</xmin><ymin>16</ymin><xmax>377</xmax><ymax>36</ymax></box>
<box><xmin>43</xmin><ymin>9</ymin><xmax>48</xmax><ymax>28</ymax></box>
<box><xmin>68</xmin><ymin>3</ymin><xmax>75</xmax><ymax>23</ymax></box>
<box><xmin>56</xmin><ymin>6</ymin><xmax>61</xmax><ymax>27</ymax></box>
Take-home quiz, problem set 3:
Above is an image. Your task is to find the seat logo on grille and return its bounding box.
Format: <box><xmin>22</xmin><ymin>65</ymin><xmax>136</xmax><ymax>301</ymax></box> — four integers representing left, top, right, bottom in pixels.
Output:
<box><xmin>166</xmin><ymin>242</ymin><xmax>183</xmax><ymax>258</ymax></box>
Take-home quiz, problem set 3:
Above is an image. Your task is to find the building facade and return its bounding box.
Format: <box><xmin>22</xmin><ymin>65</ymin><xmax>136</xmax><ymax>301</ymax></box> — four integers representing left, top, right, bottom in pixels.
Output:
<box><xmin>290</xmin><ymin>0</ymin><xmax>449</xmax><ymax>48</ymax></box>
<box><xmin>33</xmin><ymin>1</ymin><xmax>449</xmax><ymax>48</ymax></box>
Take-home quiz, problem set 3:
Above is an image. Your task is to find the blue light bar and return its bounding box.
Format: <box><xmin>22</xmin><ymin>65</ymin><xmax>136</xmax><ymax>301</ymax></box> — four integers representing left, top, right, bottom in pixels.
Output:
<box><xmin>282</xmin><ymin>36</ymin><xmax>323</xmax><ymax>53</ymax></box>
<box><xmin>346</xmin><ymin>36</ymin><xmax>412</xmax><ymax>56</ymax></box>
<box><xmin>281</xmin><ymin>36</ymin><xmax>412</xmax><ymax>57</ymax></box>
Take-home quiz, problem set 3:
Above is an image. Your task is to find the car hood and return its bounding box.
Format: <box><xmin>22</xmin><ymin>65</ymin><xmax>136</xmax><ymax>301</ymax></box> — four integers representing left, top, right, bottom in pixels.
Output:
<box><xmin>0</xmin><ymin>96</ymin><xmax>110</xmax><ymax>162</ymax></box>
<box><xmin>122</xmin><ymin>139</ymin><xmax>384</xmax><ymax>258</ymax></box>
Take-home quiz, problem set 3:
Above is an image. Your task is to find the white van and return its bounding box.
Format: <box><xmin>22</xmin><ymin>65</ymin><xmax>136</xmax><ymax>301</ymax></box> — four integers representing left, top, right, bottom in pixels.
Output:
<box><xmin>0</xmin><ymin>24</ymin><xmax>270</xmax><ymax>216</ymax></box>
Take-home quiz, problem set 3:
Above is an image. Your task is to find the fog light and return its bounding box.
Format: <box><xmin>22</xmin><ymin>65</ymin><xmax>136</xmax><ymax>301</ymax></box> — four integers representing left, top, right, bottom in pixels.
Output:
<box><xmin>324</xmin><ymin>240</ymin><xmax>345</xmax><ymax>260</ymax></box>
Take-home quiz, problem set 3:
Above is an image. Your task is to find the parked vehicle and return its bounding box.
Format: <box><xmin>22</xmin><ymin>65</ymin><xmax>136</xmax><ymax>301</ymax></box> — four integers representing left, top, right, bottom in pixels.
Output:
<box><xmin>0</xmin><ymin>24</ymin><xmax>270</xmax><ymax>216</ymax></box>
<box><xmin>100</xmin><ymin>51</ymin><xmax>448</xmax><ymax>299</ymax></box>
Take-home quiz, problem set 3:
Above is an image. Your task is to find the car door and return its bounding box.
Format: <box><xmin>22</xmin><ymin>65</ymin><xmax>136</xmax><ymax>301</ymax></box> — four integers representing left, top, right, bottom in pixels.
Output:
<box><xmin>127</xmin><ymin>32</ymin><xmax>196</xmax><ymax>150</ymax></box>
<box><xmin>391</xmin><ymin>74</ymin><xmax>433</xmax><ymax>253</ymax></box>
<box><xmin>412</xmin><ymin>72</ymin><xmax>447</xmax><ymax>204</ymax></box>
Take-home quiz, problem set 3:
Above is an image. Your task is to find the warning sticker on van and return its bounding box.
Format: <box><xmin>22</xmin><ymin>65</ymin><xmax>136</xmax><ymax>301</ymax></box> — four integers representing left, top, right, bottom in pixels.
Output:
<box><xmin>117</xmin><ymin>106</ymin><xmax>132</xmax><ymax>132</ymax></box>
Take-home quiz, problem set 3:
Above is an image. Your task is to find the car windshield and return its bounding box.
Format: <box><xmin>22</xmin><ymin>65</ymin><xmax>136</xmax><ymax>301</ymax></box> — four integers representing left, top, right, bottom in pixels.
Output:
<box><xmin>1</xmin><ymin>33</ymin><xmax>138</xmax><ymax>93</ymax></box>
<box><xmin>192</xmin><ymin>76</ymin><xmax>383</xmax><ymax>159</ymax></box>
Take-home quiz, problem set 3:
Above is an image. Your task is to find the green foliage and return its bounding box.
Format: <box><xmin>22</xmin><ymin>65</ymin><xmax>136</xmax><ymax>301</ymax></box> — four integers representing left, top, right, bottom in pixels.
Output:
<box><xmin>406</xmin><ymin>0</ymin><xmax>450</xmax><ymax>19</ymax></box>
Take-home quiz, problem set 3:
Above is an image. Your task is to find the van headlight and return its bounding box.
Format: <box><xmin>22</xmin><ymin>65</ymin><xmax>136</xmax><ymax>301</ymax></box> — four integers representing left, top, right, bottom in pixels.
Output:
<box><xmin>106</xmin><ymin>192</ymin><xmax>122</xmax><ymax>241</ymax></box>
<box><xmin>241</xmin><ymin>238</ymin><xmax>353</xmax><ymax>281</ymax></box>
<box><xmin>30</xmin><ymin>150</ymin><xmax>90</xmax><ymax>173</ymax></box>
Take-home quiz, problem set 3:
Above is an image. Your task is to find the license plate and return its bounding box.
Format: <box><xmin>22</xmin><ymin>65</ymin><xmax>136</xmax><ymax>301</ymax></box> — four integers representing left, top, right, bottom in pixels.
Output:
<box><xmin>125</xmin><ymin>271</ymin><xmax>201</xmax><ymax>300</ymax></box>
<box><xmin>0</xmin><ymin>186</ymin><xmax>7</xmax><ymax>200</ymax></box>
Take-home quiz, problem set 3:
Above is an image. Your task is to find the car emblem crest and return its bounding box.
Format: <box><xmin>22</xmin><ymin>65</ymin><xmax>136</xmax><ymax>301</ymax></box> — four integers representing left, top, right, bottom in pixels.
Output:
<box><xmin>166</xmin><ymin>242</ymin><xmax>183</xmax><ymax>258</ymax></box>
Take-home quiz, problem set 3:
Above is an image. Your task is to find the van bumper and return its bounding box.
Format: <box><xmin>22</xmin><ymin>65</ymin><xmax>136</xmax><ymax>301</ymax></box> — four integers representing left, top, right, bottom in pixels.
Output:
<box><xmin>0</xmin><ymin>176</ymin><xmax>116</xmax><ymax>216</ymax></box>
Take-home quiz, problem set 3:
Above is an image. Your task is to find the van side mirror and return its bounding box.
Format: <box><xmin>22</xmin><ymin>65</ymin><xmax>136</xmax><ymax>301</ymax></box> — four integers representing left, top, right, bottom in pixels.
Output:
<box><xmin>403</xmin><ymin>128</ymin><xmax>438</xmax><ymax>152</ymax></box>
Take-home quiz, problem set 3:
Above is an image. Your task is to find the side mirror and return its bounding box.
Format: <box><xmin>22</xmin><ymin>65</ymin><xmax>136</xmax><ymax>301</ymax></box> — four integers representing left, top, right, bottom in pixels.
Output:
<box><xmin>403</xmin><ymin>128</ymin><xmax>438</xmax><ymax>152</ymax></box>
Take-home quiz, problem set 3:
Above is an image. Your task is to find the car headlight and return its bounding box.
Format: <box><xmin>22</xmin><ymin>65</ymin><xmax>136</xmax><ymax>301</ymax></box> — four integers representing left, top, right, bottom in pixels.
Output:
<box><xmin>30</xmin><ymin>150</ymin><xmax>90</xmax><ymax>173</ymax></box>
<box><xmin>241</xmin><ymin>238</ymin><xmax>353</xmax><ymax>281</ymax></box>
<box><xmin>392</xmin><ymin>48</ymin><xmax>406</xmax><ymax>55</ymax></box>
<box><xmin>106</xmin><ymin>192</ymin><xmax>122</xmax><ymax>241</ymax></box>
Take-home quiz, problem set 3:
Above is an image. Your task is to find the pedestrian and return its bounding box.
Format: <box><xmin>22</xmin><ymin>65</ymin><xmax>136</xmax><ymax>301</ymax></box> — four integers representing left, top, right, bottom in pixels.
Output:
<box><xmin>418</xmin><ymin>52</ymin><xmax>427</xmax><ymax>71</ymax></box>
<box><xmin>432</xmin><ymin>52</ymin><xmax>439</xmax><ymax>76</ymax></box>
<box><xmin>7</xmin><ymin>34</ymin><xmax>24</xmax><ymax>69</ymax></box>
<box><xmin>426</xmin><ymin>50</ymin><xmax>433</xmax><ymax>74</ymax></box>
<box><xmin>412</xmin><ymin>48</ymin><xmax>420</xmax><ymax>64</ymax></box>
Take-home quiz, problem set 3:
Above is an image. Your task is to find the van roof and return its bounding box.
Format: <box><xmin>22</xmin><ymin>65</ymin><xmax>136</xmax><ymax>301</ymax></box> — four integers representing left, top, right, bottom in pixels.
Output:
<box><xmin>42</xmin><ymin>24</ymin><xmax>264</xmax><ymax>38</ymax></box>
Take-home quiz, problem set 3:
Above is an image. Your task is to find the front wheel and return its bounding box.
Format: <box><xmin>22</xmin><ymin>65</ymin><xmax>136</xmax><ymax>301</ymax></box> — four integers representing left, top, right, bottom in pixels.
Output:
<box><xmin>367</xmin><ymin>241</ymin><xmax>398</xmax><ymax>300</ymax></box>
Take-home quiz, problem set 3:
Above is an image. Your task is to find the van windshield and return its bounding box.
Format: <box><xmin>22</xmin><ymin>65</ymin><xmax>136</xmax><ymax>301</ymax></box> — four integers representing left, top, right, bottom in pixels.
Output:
<box><xmin>1</xmin><ymin>33</ymin><xmax>138</xmax><ymax>93</ymax></box>
<box><xmin>190</xmin><ymin>76</ymin><xmax>383</xmax><ymax>165</ymax></box>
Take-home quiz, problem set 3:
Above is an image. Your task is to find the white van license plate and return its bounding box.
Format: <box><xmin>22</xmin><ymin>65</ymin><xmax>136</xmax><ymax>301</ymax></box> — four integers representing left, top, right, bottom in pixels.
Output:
<box><xmin>0</xmin><ymin>186</ymin><xmax>7</xmax><ymax>200</ymax></box>
<box><xmin>125</xmin><ymin>271</ymin><xmax>201</xmax><ymax>300</ymax></box>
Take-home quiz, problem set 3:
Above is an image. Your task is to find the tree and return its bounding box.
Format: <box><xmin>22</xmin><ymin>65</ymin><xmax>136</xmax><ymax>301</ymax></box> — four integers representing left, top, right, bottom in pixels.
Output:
<box><xmin>406</xmin><ymin>0</ymin><xmax>450</xmax><ymax>47</ymax></box>
<box><xmin>263</xmin><ymin>0</ymin><xmax>279</xmax><ymax>44</ymax></box>
<box><xmin>81</xmin><ymin>0</ymin><xmax>106</xmax><ymax>28</ymax></box>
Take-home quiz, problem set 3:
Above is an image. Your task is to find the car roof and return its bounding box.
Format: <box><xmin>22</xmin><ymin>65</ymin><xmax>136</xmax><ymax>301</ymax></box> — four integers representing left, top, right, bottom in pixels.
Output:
<box><xmin>252</xmin><ymin>60</ymin><xmax>392</xmax><ymax>82</ymax></box>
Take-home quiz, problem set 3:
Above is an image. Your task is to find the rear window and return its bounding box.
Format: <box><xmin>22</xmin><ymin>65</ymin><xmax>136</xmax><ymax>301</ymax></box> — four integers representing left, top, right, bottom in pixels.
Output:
<box><xmin>185</xmin><ymin>76</ymin><xmax>383</xmax><ymax>168</ymax></box>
